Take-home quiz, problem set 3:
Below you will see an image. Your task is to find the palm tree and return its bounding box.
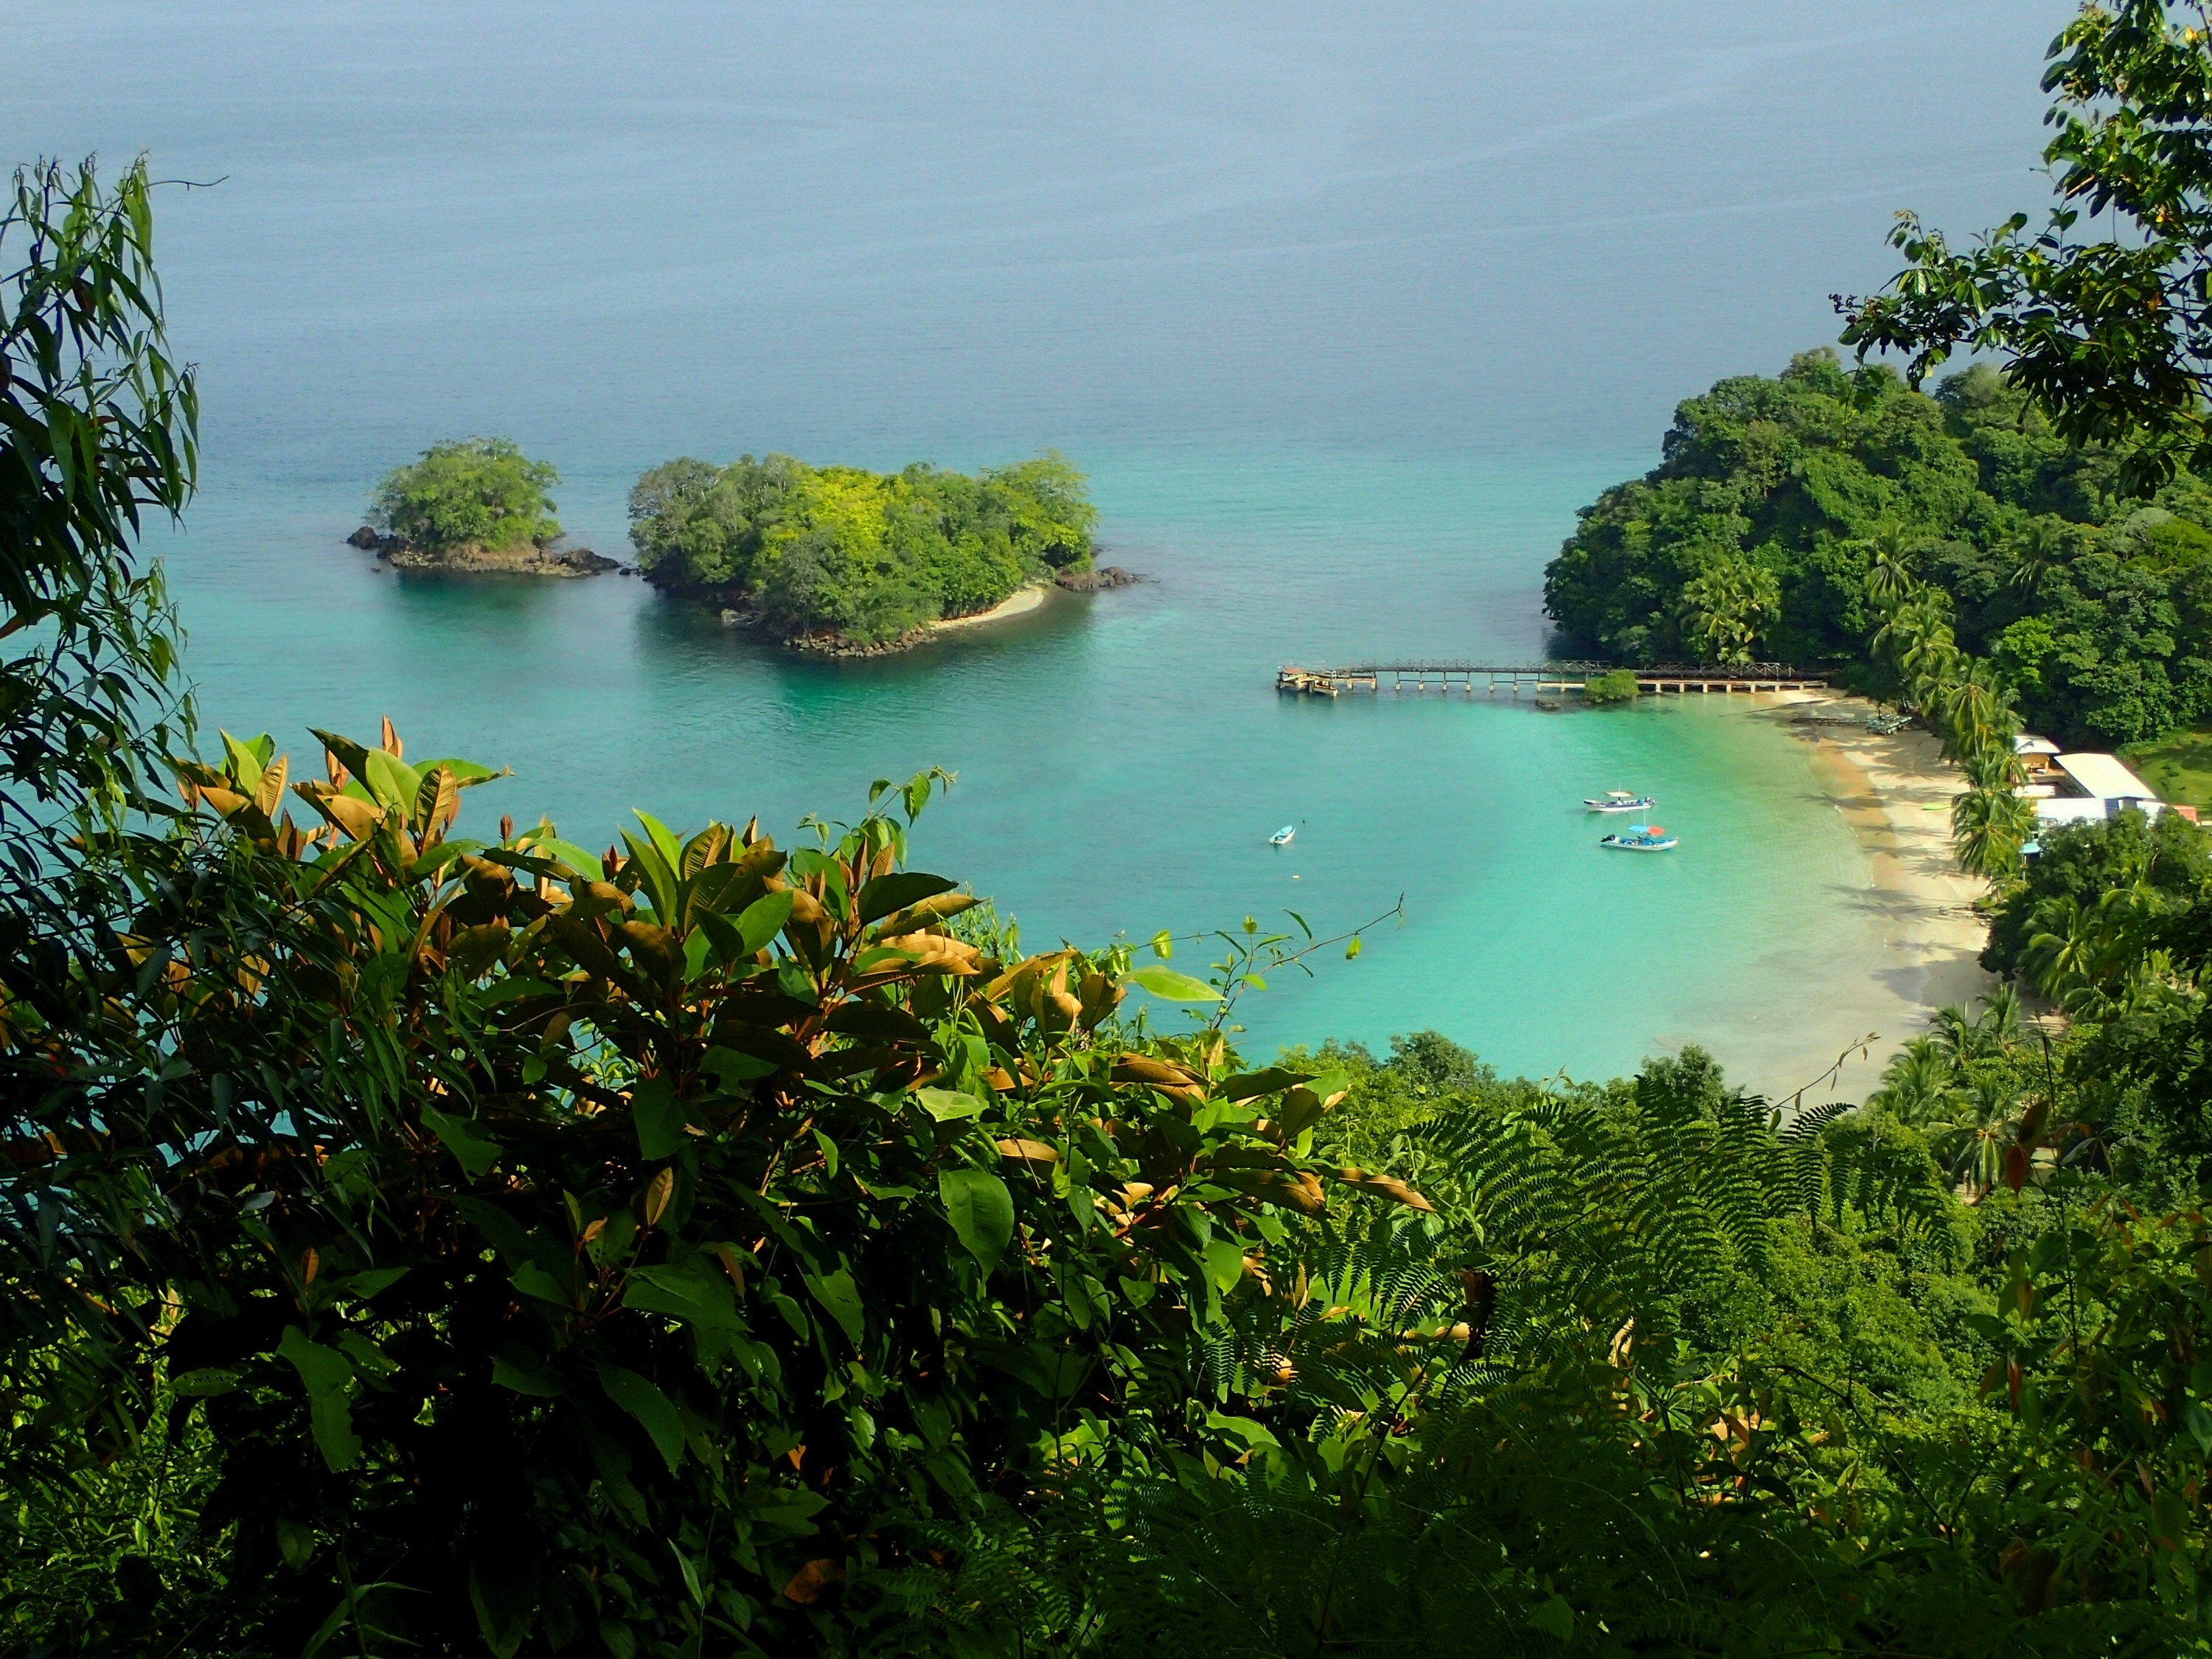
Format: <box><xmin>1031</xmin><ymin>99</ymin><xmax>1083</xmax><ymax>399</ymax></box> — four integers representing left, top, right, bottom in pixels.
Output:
<box><xmin>1681</xmin><ymin>557</ymin><xmax>1781</xmax><ymax>667</ymax></box>
<box><xmin>2008</xmin><ymin>516</ymin><xmax>2072</xmax><ymax>596</ymax></box>
<box><xmin>1939</xmin><ymin>658</ymin><xmax>2022</xmax><ymax>765</ymax></box>
<box><xmin>2023</xmin><ymin>894</ymin><xmax>2101</xmax><ymax>1001</ymax></box>
<box><xmin>1862</xmin><ymin>521</ymin><xmax>1920</xmax><ymax>608</ymax></box>
<box><xmin>1868</xmin><ymin>1036</ymin><xmax>1954</xmax><ymax>1125</ymax></box>
<box><xmin>1933</xmin><ymin>1073</ymin><xmax>2028</xmax><ymax>1200</ymax></box>
<box><xmin>1951</xmin><ymin>784</ymin><xmax>2037</xmax><ymax>880</ymax></box>
<box><xmin>1978</xmin><ymin>983</ymin><xmax>2027</xmax><ymax>1045</ymax></box>
<box><xmin>1961</xmin><ymin>740</ymin><xmax>2026</xmax><ymax>791</ymax></box>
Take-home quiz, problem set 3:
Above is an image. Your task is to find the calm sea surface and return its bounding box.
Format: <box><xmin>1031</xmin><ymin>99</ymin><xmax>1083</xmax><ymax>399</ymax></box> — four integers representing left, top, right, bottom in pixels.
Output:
<box><xmin>9</xmin><ymin>0</ymin><xmax>2071</xmax><ymax>1087</ymax></box>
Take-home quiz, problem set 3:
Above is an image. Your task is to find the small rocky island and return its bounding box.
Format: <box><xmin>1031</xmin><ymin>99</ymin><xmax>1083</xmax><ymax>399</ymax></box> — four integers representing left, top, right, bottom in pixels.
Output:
<box><xmin>355</xmin><ymin>439</ymin><xmax>1141</xmax><ymax>641</ymax></box>
<box><xmin>346</xmin><ymin>524</ymin><xmax>617</xmax><ymax>576</ymax></box>
<box><xmin>627</xmin><ymin>450</ymin><xmax>1128</xmax><ymax>654</ymax></box>
<box><xmin>353</xmin><ymin>437</ymin><xmax>624</xmax><ymax>577</ymax></box>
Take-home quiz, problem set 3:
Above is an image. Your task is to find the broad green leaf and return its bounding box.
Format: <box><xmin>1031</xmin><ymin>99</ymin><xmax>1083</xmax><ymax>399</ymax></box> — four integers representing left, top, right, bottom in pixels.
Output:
<box><xmin>335</xmin><ymin>1332</ymin><xmax>398</xmax><ymax>1378</ymax></box>
<box><xmin>804</xmin><ymin>1267</ymin><xmax>866</xmax><ymax>1346</ymax></box>
<box><xmin>1124</xmin><ymin>964</ymin><xmax>1221</xmax><ymax>1002</ymax></box>
<box><xmin>1220</xmin><ymin>1066</ymin><xmax>1315</xmax><ymax>1102</ymax></box>
<box><xmin>625</xmin><ymin>1267</ymin><xmax>743</xmax><ymax>1331</ymax></box>
<box><xmin>737</xmin><ymin>888</ymin><xmax>795</xmax><ymax>954</ymax></box>
<box><xmin>410</xmin><ymin>755</ymin><xmax>501</xmax><ymax>785</ymax></box>
<box><xmin>420</xmin><ymin>1105</ymin><xmax>501</xmax><ymax>1178</ymax></box>
<box><xmin>746</xmin><ymin>1486</ymin><xmax>830</xmax><ymax>1539</ymax></box>
<box><xmin>855</xmin><ymin>871</ymin><xmax>956</xmax><ymax>925</ymax></box>
<box><xmin>703</xmin><ymin>1045</ymin><xmax>777</xmax><ymax>1088</ymax></box>
<box><xmin>277</xmin><ymin>1327</ymin><xmax>360</xmax><ymax>1472</ymax></box>
<box><xmin>914</xmin><ymin>1087</ymin><xmax>988</xmax><ymax>1122</ymax></box>
<box><xmin>633</xmin><ymin>810</ymin><xmax>685</xmax><ymax>877</ymax></box>
<box><xmin>361</xmin><ymin>748</ymin><xmax>422</xmax><ymax>813</ymax></box>
<box><xmin>1203</xmin><ymin>1236</ymin><xmax>1247</xmax><ymax>1294</ymax></box>
<box><xmin>471</xmin><ymin>1559</ymin><xmax>535</xmax><ymax>1659</ymax></box>
<box><xmin>491</xmin><ymin>1345</ymin><xmax>566</xmax><ymax>1397</ymax></box>
<box><xmin>335</xmin><ymin>1265</ymin><xmax>408</xmax><ymax>1300</ymax></box>
<box><xmin>599</xmin><ymin>1363</ymin><xmax>685</xmax><ymax>1472</ymax></box>
<box><xmin>509</xmin><ymin>1264</ymin><xmax>572</xmax><ymax>1307</ymax></box>
<box><xmin>1203</xmin><ymin>1408</ymin><xmax>1282</xmax><ymax>1452</ymax></box>
<box><xmin>939</xmin><ymin>1167</ymin><xmax>1015</xmax><ymax>1274</ymax></box>
<box><xmin>218</xmin><ymin>728</ymin><xmax>265</xmax><ymax>796</ymax></box>
<box><xmin>532</xmin><ymin>838</ymin><xmax>608</xmax><ymax>880</ymax></box>
<box><xmin>1528</xmin><ymin>1596</ymin><xmax>1574</xmax><ymax>1642</ymax></box>
<box><xmin>631</xmin><ymin>1077</ymin><xmax>687</xmax><ymax>1160</ymax></box>
<box><xmin>619</xmin><ymin>827</ymin><xmax>680</xmax><ymax>919</ymax></box>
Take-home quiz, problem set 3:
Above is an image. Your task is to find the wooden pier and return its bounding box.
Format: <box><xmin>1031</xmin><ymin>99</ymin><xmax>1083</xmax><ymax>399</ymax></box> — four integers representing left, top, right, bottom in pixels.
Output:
<box><xmin>1273</xmin><ymin>661</ymin><xmax>1828</xmax><ymax>698</ymax></box>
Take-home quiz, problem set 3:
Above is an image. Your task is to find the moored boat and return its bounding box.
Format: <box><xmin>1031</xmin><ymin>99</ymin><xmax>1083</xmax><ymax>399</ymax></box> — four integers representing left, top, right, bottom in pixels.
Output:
<box><xmin>1269</xmin><ymin>824</ymin><xmax>1295</xmax><ymax>846</ymax></box>
<box><xmin>1585</xmin><ymin>790</ymin><xmax>1655</xmax><ymax>812</ymax></box>
<box><xmin>1600</xmin><ymin>824</ymin><xmax>1677</xmax><ymax>851</ymax></box>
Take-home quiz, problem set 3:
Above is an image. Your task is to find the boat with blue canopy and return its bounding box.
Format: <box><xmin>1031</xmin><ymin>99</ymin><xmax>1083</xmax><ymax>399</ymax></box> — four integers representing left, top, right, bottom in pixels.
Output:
<box><xmin>1600</xmin><ymin>824</ymin><xmax>1677</xmax><ymax>852</ymax></box>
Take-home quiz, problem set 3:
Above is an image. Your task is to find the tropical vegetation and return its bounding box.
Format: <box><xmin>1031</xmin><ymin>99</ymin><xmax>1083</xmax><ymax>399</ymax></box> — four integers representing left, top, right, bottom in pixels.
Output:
<box><xmin>626</xmin><ymin>453</ymin><xmax>1096</xmax><ymax>647</ymax></box>
<box><xmin>1581</xmin><ymin>667</ymin><xmax>1640</xmax><ymax>705</ymax></box>
<box><xmin>25</xmin><ymin>9</ymin><xmax>2212</xmax><ymax>1649</ymax></box>
<box><xmin>1543</xmin><ymin>349</ymin><xmax>2212</xmax><ymax>748</ymax></box>
<box><xmin>371</xmin><ymin>438</ymin><xmax>563</xmax><ymax>555</ymax></box>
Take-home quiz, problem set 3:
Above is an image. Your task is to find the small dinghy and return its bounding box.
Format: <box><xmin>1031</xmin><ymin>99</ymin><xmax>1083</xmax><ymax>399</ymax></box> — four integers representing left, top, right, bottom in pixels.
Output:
<box><xmin>1601</xmin><ymin>824</ymin><xmax>1677</xmax><ymax>852</ymax></box>
<box><xmin>1585</xmin><ymin>790</ymin><xmax>1655</xmax><ymax>813</ymax></box>
<box><xmin>1269</xmin><ymin>824</ymin><xmax>1295</xmax><ymax>846</ymax></box>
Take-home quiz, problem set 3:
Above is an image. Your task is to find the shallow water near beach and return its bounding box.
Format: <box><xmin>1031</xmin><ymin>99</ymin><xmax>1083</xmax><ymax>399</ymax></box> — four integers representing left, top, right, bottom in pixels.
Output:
<box><xmin>10</xmin><ymin>0</ymin><xmax>2074</xmax><ymax>1089</ymax></box>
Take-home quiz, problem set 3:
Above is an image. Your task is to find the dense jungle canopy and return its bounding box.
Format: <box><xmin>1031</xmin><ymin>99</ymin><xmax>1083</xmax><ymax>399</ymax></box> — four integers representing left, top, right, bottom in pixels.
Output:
<box><xmin>626</xmin><ymin>452</ymin><xmax>1096</xmax><ymax>646</ymax></box>
<box><xmin>1544</xmin><ymin>348</ymin><xmax>2212</xmax><ymax>746</ymax></box>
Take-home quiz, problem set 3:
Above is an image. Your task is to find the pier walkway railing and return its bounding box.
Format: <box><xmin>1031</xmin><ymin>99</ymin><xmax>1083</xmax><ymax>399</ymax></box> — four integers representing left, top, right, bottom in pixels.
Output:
<box><xmin>1274</xmin><ymin>661</ymin><xmax>1829</xmax><ymax>698</ymax></box>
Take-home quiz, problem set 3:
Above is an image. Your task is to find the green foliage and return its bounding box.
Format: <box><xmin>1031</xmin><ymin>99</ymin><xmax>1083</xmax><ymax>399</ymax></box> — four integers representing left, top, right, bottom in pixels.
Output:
<box><xmin>627</xmin><ymin>452</ymin><xmax>1096</xmax><ymax>645</ymax></box>
<box><xmin>1543</xmin><ymin>349</ymin><xmax>2212</xmax><ymax>745</ymax></box>
<box><xmin>1580</xmin><ymin>667</ymin><xmax>1641</xmax><ymax>705</ymax></box>
<box><xmin>0</xmin><ymin>155</ymin><xmax>196</xmax><ymax>826</ymax></box>
<box><xmin>1840</xmin><ymin>1</ymin><xmax>2212</xmax><ymax>493</ymax></box>
<box><xmin>1985</xmin><ymin>807</ymin><xmax>2210</xmax><ymax>984</ymax></box>
<box><xmin>371</xmin><ymin>437</ymin><xmax>560</xmax><ymax>554</ymax></box>
<box><xmin>3</xmin><ymin>723</ymin><xmax>1440</xmax><ymax>1656</ymax></box>
<box><xmin>18</xmin><ymin>139</ymin><xmax>2212</xmax><ymax>1659</ymax></box>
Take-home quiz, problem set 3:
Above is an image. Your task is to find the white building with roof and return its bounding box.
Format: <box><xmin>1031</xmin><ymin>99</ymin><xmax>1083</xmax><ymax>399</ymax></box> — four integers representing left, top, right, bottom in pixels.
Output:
<box><xmin>2033</xmin><ymin>751</ymin><xmax>2166</xmax><ymax>825</ymax></box>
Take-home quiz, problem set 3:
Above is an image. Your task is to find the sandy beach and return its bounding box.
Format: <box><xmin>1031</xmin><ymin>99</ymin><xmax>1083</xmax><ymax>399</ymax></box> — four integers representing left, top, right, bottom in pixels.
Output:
<box><xmin>929</xmin><ymin>584</ymin><xmax>1048</xmax><ymax>633</ymax></box>
<box><xmin>1751</xmin><ymin>691</ymin><xmax>1993</xmax><ymax>1103</ymax></box>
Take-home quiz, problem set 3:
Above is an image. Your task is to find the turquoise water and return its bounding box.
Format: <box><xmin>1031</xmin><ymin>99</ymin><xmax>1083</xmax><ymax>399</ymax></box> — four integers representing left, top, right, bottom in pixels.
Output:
<box><xmin>9</xmin><ymin>0</ymin><xmax>2070</xmax><ymax>1085</ymax></box>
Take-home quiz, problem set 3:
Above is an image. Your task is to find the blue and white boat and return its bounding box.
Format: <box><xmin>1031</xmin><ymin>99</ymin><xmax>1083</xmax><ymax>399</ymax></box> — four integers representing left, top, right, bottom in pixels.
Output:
<box><xmin>1600</xmin><ymin>824</ymin><xmax>1677</xmax><ymax>852</ymax></box>
<box><xmin>1269</xmin><ymin>824</ymin><xmax>1295</xmax><ymax>846</ymax></box>
<box><xmin>1585</xmin><ymin>790</ymin><xmax>1655</xmax><ymax>813</ymax></box>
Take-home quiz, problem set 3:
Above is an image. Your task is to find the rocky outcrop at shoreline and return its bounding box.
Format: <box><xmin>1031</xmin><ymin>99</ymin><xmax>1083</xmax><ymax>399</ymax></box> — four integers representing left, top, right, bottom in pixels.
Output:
<box><xmin>345</xmin><ymin>526</ymin><xmax>622</xmax><ymax>577</ymax></box>
<box><xmin>1054</xmin><ymin>564</ymin><xmax>1140</xmax><ymax>592</ymax></box>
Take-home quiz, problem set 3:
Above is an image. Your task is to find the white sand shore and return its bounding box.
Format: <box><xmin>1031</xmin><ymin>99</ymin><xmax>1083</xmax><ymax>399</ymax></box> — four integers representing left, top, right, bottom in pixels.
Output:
<box><xmin>930</xmin><ymin>584</ymin><xmax>1048</xmax><ymax>632</ymax></box>
<box><xmin>1756</xmin><ymin>691</ymin><xmax>1993</xmax><ymax>1105</ymax></box>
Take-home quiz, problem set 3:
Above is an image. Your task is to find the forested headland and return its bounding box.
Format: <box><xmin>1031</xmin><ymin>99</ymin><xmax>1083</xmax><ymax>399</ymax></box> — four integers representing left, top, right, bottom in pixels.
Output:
<box><xmin>1545</xmin><ymin>349</ymin><xmax>2212</xmax><ymax>747</ymax></box>
<box><xmin>626</xmin><ymin>452</ymin><xmax>1097</xmax><ymax>649</ymax></box>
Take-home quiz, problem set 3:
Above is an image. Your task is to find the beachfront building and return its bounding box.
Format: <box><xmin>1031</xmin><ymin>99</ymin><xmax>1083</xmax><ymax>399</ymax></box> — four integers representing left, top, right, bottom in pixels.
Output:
<box><xmin>2028</xmin><ymin>745</ymin><xmax>2167</xmax><ymax>826</ymax></box>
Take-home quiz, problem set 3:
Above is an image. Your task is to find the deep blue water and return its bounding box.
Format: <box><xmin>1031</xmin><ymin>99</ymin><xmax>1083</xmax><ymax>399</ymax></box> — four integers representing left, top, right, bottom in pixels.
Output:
<box><xmin>6</xmin><ymin>0</ymin><xmax>2072</xmax><ymax>1085</ymax></box>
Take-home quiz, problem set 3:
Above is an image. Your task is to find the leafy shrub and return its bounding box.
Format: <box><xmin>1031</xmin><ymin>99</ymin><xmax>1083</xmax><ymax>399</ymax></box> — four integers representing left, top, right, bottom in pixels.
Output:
<box><xmin>372</xmin><ymin>437</ymin><xmax>560</xmax><ymax>553</ymax></box>
<box><xmin>1582</xmin><ymin>667</ymin><xmax>1641</xmax><ymax>705</ymax></box>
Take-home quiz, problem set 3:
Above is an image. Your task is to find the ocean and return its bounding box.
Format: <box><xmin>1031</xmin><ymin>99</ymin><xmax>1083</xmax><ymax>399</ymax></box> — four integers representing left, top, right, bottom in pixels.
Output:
<box><xmin>7</xmin><ymin>0</ymin><xmax>2072</xmax><ymax>1088</ymax></box>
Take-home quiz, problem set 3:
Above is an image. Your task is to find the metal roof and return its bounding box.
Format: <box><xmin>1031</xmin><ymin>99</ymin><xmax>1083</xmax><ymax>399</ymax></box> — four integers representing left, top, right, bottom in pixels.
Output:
<box><xmin>2013</xmin><ymin>734</ymin><xmax>2062</xmax><ymax>755</ymax></box>
<box><xmin>2055</xmin><ymin>753</ymin><xmax>2161</xmax><ymax>801</ymax></box>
